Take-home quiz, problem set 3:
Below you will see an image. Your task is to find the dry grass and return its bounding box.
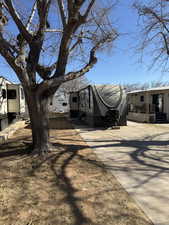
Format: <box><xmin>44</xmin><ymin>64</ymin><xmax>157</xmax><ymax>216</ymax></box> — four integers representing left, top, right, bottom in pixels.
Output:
<box><xmin>0</xmin><ymin>120</ymin><xmax>153</xmax><ymax>225</ymax></box>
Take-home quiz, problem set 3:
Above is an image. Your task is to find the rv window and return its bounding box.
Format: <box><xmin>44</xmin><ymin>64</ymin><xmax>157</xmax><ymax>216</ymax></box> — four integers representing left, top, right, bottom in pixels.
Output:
<box><xmin>2</xmin><ymin>89</ymin><xmax>6</xmax><ymax>98</ymax></box>
<box><xmin>20</xmin><ymin>88</ymin><xmax>24</xmax><ymax>99</ymax></box>
<box><xmin>72</xmin><ymin>97</ymin><xmax>77</xmax><ymax>103</ymax></box>
<box><xmin>7</xmin><ymin>89</ymin><xmax>17</xmax><ymax>99</ymax></box>
<box><xmin>62</xmin><ymin>102</ymin><xmax>67</xmax><ymax>106</ymax></box>
<box><xmin>140</xmin><ymin>95</ymin><xmax>144</xmax><ymax>102</ymax></box>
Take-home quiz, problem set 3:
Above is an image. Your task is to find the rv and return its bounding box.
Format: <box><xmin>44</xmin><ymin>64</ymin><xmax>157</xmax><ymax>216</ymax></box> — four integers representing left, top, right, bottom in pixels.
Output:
<box><xmin>70</xmin><ymin>84</ymin><xmax>127</xmax><ymax>127</ymax></box>
<box><xmin>48</xmin><ymin>89</ymin><xmax>69</xmax><ymax>113</ymax></box>
<box><xmin>127</xmin><ymin>87</ymin><xmax>169</xmax><ymax>123</ymax></box>
<box><xmin>0</xmin><ymin>76</ymin><xmax>26</xmax><ymax>131</ymax></box>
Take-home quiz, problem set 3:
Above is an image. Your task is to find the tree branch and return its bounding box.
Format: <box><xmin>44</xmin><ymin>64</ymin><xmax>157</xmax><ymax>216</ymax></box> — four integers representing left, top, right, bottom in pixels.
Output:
<box><xmin>26</xmin><ymin>0</ymin><xmax>37</xmax><ymax>31</ymax></box>
<box><xmin>53</xmin><ymin>0</ymin><xmax>95</xmax><ymax>77</ymax></box>
<box><xmin>36</xmin><ymin>62</ymin><xmax>57</xmax><ymax>80</ymax></box>
<box><xmin>56</xmin><ymin>0</ymin><xmax>67</xmax><ymax>27</ymax></box>
<box><xmin>69</xmin><ymin>37</ymin><xmax>82</xmax><ymax>53</ymax></box>
<box><xmin>36</xmin><ymin>49</ymin><xmax>96</xmax><ymax>96</ymax></box>
<box><xmin>159</xmin><ymin>31</ymin><xmax>169</xmax><ymax>55</ymax></box>
<box><xmin>83</xmin><ymin>0</ymin><xmax>95</xmax><ymax>19</ymax></box>
<box><xmin>135</xmin><ymin>4</ymin><xmax>169</xmax><ymax>34</ymax></box>
<box><xmin>36</xmin><ymin>33</ymin><xmax>118</xmax><ymax>96</ymax></box>
<box><xmin>67</xmin><ymin>0</ymin><xmax>73</xmax><ymax>16</ymax></box>
<box><xmin>45</xmin><ymin>28</ymin><xmax>62</xmax><ymax>33</ymax></box>
<box><xmin>64</xmin><ymin>52</ymin><xmax>97</xmax><ymax>82</ymax></box>
<box><xmin>63</xmin><ymin>35</ymin><xmax>113</xmax><ymax>83</ymax></box>
<box><xmin>145</xmin><ymin>8</ymin><xmax>169</xmax><ymax>34</ymax></box>
<box><xmin>5</xmin><ymin>0</ymin><xmax>33</xmax><ymax>42</ymax></box>
<box><xmin>0</xmin><ymin>33</ymin><xmax>29</xmax><ymax>84</ymax></box>
<box><xmin>26</xmin><ymin>0</ymin><xmax>52</xmax><ymax>84</ymax></box>
<box><xmin>36</xmin><ymin>0</ymin><xmax>51</xmax><ymax>36</ymax></box>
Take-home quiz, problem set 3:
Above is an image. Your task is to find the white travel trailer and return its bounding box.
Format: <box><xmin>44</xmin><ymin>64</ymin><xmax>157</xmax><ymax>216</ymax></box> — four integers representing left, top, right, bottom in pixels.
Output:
<box><xmin>48</xmin><ymin>89</ymin><xmax>69</xmax><ymax>113</ymax></box>
<box><xmin>127</xmin><ymin>87</ymin><xmax>169</xmax><ymax>123</ymax></box>
<box><xmin>0</xmin><ymin>76</ymin><xmax>26</xmax><ymax>131</ymax></box>
<box><xmin>0</xmin><ymin>76</ymin><xmax>11</xmax><ymax>130</ymax></box>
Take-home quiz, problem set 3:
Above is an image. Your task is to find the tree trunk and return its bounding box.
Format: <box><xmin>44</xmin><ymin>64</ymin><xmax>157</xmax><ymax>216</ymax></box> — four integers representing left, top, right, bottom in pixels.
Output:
<box><xmin>25</xmin><ymin>89</ymin><xmax>50</xmax><ymax>155</ymax></box>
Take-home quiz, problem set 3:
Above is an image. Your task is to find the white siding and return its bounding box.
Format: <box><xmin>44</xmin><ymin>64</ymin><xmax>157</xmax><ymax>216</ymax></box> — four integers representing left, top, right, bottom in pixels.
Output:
<box><xmin>0</xmin><ymin>77</ymin><xmax>11</xmax><ymax>115</ymax></box>
<box><xmin>49</xmin><ymin>91</ymin><xmax>69</xmax><ymax>113</ymax></box>
<box><xmin>19</xmin><ymin>86</ymin><xmax>25</xmax><ymax>113</ymax></box>
<box><xmin>128</xmin><ymin>88</ymin><xmax>169</xmax><ymax>122</ymax></box>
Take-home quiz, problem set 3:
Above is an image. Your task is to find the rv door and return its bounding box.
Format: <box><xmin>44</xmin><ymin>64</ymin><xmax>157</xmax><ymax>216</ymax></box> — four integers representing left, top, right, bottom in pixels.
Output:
<box><xmin>7</xmin><ymin>86</ymin><xmax>19</xmax><ymax>113</ymax></box>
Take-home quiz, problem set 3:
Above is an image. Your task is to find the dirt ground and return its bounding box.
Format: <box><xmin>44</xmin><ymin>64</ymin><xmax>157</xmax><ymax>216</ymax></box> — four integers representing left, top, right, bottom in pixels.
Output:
<box><xmin>0</xmin><ymin>120</ymin><xmax>153</xmax><ymax>225</ymax></box>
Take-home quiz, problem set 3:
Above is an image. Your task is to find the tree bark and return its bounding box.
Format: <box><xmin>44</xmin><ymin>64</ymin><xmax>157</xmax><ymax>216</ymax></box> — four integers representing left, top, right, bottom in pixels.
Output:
<box><xmin>25</xmin><ymin>89</ymin><xmax>50</xmax><ymax>155</ymax></box>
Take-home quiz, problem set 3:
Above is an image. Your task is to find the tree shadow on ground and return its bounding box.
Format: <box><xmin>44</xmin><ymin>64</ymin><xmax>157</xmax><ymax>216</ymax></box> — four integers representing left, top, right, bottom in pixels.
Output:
<box><xmin>55</xmin><ymin>133</ymin><xmax>169</xmax><ymax>195</ymax></box>
<box><xmin>28</xmin><ymin>141</ymin><xmax>108</xmax><ymax>225</ymax></box>
<box><xmin>0</xmin><ymin>129</ymin><xmax>153</xmax><ymax>225</ymax></box>
<box><xmin>76</xmin><ymin>131</ymin><xmax>169</xmax><ymax>192</ymax></box>
<box><xmin>50</xmin><ymin>144</ymin><xmax>92</xmax><ymax>225</ymax></box>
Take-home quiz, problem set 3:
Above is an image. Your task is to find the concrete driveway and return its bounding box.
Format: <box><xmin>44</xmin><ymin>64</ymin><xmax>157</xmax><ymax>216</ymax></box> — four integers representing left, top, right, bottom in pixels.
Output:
<box><xmin>76</xmin><ymin>121</ymin><xmax>169</xmax><ymax>225</ymax></box>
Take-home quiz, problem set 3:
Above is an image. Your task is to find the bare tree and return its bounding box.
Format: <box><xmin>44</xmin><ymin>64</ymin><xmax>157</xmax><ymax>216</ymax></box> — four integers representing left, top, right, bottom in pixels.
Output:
<box><xmin>0</xmin><ymin>0</ymin><xmax>118</xmax><ymax>154</ymax></box>
<box><xmin>61</xmin><ymin>76</ymin><xmax>89</xmax><ymax>93</ymax></box>
<box><xmin>133</xmin><ymin>0</ymin><xmax>169</xmax><ymax>71</ymax></box>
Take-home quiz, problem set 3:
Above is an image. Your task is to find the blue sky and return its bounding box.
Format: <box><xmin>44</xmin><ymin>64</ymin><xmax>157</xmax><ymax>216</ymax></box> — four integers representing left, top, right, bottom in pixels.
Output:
<box><xmin>0</xmin><ymin>0</ymin><xmax>168</xmax><ymax>85</ymax></box>
<box><xmin>86</xmin><ymin>1</ymin><xmax>169</xmax><ymax>85</ymax></box>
